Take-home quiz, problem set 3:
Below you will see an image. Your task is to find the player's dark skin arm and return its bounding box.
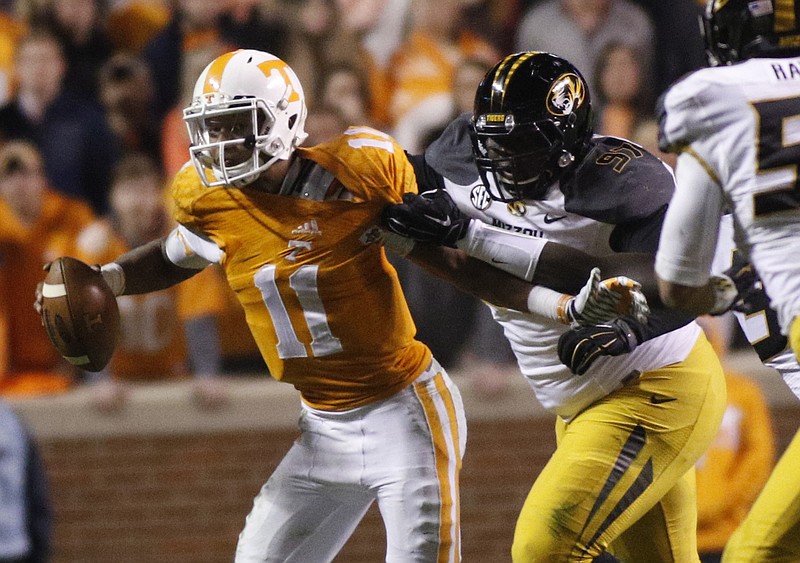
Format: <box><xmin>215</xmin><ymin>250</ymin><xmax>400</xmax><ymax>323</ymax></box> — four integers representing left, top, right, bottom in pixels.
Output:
<box><xmin>657</xmin><ymin>278</ymin><xmax>717</xmax><ymax>316</ymax></box>
<box><xmin>407</xmin><ymin>243</ymin><xmax>661</xmax><ymax>311</ymax></box>
<box><xmin>113</xmin><ymin>237</ymin><xmax>204</xmax><ymax>295</ymax></box>
<box><xmin>407</xmin><ymin>244</ymin><xmax>537</xmax><ymax>311</ymax></box>
<box><xmin>535</xmin><ymin>244</ymin><xmax>660</xmax><ymax>302</ymax></box>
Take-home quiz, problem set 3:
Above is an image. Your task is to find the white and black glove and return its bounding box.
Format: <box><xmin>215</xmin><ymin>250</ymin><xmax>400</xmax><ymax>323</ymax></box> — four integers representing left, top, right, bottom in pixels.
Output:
<box><xmin>558</xmin><ymin>318</ymin><xmax>642</xmax><ymax>375</ymax></box>
<box><xmin>709</xmin><ymin>259</ymin><xmax>763</xmax><ymax>315</ymax></box>
<box><xmin>565</xmin><ymin>268</ymin><xmax>650</xmax><ymax>326</ymax></box>
<box><xmin>382</xmin><ymin>189</ymin><xmax>470</xmax><ymax>248</ymax></box>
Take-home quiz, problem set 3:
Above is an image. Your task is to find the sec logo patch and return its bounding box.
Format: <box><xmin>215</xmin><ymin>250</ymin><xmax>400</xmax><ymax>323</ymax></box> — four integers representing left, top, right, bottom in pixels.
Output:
<box><xmin>470</xmin><ymin>185</ymin><xmax>491</xmax><ymax>210</ymax></box>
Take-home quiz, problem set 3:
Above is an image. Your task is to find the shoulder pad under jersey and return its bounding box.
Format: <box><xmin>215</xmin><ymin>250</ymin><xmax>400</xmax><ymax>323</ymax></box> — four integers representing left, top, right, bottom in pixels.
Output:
<box><xmin>299</xmin><ymin>127</ymin><xmax>414</xmax><ymax>203</ymax></box>
<box><xmin>171</xmin><ymin>163</ymin><xmax>206</xmax><ymax>220</ymax></box>
<box><xmin>562</xmin><ymin>136</ymin><xmax>675</xmax><ymax>224</ymax></box>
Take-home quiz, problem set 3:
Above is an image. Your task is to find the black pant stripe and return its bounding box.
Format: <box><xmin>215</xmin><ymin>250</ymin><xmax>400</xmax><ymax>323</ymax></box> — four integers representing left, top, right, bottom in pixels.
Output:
<box><xmin>576</xmin><ymin>424</ymin><xmax>647</xmax><ymax>554</ymax></box>
<box><xmin>581</xmin><ymin>457</ymin><xmax>655</xmax><ymax>556</ymax></box>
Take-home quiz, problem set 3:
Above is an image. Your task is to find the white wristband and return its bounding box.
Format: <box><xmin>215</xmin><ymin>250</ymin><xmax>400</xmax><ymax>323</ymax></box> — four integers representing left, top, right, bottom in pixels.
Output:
<box><xmin>526</xmin><ymin>285</ymin><xmax>573</xmax><ymax>324</ymax></box>
<box><xmin>456</xmin><ymin>220</ymin><xmax>546</xmax><ymax>282</ymax></box>
<box><xmin>100</xmin><ymin>262</ymin><xmax>126</xmax><ymax>296</ymax></box>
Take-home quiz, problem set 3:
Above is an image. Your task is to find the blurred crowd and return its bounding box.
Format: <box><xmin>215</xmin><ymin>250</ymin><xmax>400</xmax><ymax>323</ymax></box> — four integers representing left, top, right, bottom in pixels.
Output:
<box><xmin>0</xmin><ymin>0</ymin><xmax>712</xmax><ymax>409</ymax></box>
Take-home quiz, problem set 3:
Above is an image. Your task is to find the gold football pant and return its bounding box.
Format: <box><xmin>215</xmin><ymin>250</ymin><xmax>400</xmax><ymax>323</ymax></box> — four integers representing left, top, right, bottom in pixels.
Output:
<box><xmin>723</xmin><ymin>427</ymin><xmax>800</xmax><ymax>561</ymax></box>
<box><xmin>791</xmin><ymin>315</ymin><xmax>800</xmax><ymax>364</ymax></box>
<box><xmin>511</xmin><ymin>332</ymin><xmax>726</xmax><ymax>562</ymax></box>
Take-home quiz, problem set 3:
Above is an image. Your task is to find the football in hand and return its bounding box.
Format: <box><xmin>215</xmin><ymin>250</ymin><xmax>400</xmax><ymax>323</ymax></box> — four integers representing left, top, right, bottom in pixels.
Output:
<box><xmin>40</xmin><ymin>256</ymin><xmax>120</xmax><ymax>372</ymax></box>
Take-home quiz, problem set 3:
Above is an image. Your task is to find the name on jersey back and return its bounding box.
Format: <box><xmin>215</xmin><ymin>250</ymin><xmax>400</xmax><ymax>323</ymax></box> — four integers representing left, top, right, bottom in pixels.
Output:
<box><xmin>771</xmin><ymin>60</ymin><xmax>800</xmax><ymax>81</ymax></box>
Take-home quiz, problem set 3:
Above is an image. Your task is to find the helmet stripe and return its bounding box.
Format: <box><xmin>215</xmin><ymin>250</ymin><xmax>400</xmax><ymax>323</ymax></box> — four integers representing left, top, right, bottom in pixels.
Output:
<box><xmin>257</xmin><ymin>60</ymin><xmax>302</xmax><ymax>103</ymax></box>
<box><xmin>203</xmin><ymin>51</ymin><xmax>236</xmax><ymax>94</ymax></box>
<box><xmin>489</xmin><ymin>52</ymin><xmax>536</xmax><ymax>108</ymax></box>
<box><xmin>775</xmin><ymin>0</ymin><xmax>799</xmax><ymax>33</ymax></box>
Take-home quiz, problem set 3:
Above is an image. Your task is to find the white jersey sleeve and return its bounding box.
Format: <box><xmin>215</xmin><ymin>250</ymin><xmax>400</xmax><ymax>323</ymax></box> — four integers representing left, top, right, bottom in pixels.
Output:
<box><xmin>655</xmin><ymin>151</ymin><xmax>725</xmax><ymax>286</ymax></box>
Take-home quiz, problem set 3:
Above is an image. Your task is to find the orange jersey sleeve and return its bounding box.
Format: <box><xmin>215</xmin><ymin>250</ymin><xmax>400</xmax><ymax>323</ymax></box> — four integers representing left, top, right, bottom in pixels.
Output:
<box><xmin>171</xmin><ymin>127</ymin><xmax>429</xmax><ymax>410</ymax></box>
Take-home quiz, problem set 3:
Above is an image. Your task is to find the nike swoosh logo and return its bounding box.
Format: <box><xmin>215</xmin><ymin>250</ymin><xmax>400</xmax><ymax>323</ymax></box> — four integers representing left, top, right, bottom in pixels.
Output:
<box><xmin>424</xmin><ymin>214</ymin><xmax>451</xmax><ymax>227</ymax></box>
<box><xmin>491</xmin><ymin>258</ymin><xmax>507</xmax><ymax>264</ymax></box>
<box><xmin>650</xmin><ymin>394</ymin><xmax>676</xmax><ymax>405</ymax></box>
<box><xmin>544</xmin><ymin>214</ymin><xmax>567</xmax><ymax>224</ymax></box>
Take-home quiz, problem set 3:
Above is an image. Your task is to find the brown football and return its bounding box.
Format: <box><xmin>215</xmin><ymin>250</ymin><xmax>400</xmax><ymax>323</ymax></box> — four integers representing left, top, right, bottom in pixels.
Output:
<box><xmin>40</xmin><ymin>256</ymin><xmax>120</xmax><ymax>372</ymax></box>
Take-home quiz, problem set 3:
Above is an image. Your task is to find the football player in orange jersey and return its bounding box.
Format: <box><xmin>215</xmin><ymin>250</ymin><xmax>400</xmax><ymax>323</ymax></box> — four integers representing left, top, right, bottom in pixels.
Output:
<box><xmin>34</xmin><ymin>49</ymin><xmax>645</xmax><ymax>562</ymax></box>
<box><xmin>48</xmin><ymin>49</ymin><xmax>472</xmax><ymax>563</ymax></box>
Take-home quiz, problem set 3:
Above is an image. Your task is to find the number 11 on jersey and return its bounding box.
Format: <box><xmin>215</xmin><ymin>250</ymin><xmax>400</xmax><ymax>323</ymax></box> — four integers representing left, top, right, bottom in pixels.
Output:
<box><xmin>255</xmin><ymin>264</ymin><xmax>343</xmax><ymax>359</ymax></box>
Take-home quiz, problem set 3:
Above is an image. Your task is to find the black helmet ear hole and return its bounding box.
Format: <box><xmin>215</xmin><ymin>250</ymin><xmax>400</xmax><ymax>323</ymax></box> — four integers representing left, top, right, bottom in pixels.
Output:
<box><xmin>567</xmin><ymin>113</ymin><xmax>577</xmax><ymax>125</ymax></box>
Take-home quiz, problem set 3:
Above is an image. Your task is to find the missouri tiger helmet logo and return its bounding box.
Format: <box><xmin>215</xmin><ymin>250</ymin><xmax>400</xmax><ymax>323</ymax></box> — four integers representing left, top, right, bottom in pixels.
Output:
<box><xmin>546</xmin><ymin>73</ymin><xmax>586</xmax><ymax>117</ymax></box>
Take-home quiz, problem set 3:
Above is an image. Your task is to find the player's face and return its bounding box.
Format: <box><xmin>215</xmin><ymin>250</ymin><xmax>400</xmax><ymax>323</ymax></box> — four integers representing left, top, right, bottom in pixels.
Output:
<box><xmin>484</xmin><ymin>137</ymin><xmax>546</xmax><ymax>187</ymax></box>
<box><xmin>204</xmin><ymin>112</ymin><xmax>257</xmax><ymax>168</ymax></box>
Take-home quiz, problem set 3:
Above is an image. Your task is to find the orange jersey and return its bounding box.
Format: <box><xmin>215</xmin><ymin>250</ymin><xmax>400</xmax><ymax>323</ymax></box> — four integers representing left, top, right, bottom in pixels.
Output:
<box><xmin>171</xmin><ymin>127</ymin><xmax>430</xmax><ymax>410</ymax></box>
<box><xmin>0</xmin><ymin>190</ymin><xmax>96</xmax><ymax>373</ymax></box>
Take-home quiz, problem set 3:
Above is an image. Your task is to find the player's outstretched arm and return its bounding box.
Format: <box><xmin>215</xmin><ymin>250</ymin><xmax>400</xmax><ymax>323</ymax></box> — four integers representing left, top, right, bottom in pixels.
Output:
<box><xmin>534</xmin><ymin>243</ymin><xmax>657</xmax><ymax>300</ymax></box>
<box><xmin>405</xmin><ymin>244</ymin><xmax>649</xmax><ymax>326</ymax></box>
<box><xmin>657</xmin><ymin>260</ymin><xmax>762</xmax><ymax>317</ymax></box>
<box><xmin>383</xmin><ymin>190</ymin><xmax>662</xmax><ymax>304</ymax></box>
<box><xmin>104</xmin><ymin>236</ymin><xmax>205</xmax><ymax>296</ymax></box>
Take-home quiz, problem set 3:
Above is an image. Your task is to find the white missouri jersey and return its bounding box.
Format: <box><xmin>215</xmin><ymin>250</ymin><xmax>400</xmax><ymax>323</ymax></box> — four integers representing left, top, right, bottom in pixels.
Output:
<box><xmin>421</xmin><ymin>114</ymin><xmax>701</xmax><ymax>420</ymax></box>
<box><xmin>656</xmin><ymin>57</ymin><xmax>800</xmax><ymax>335</ymax></box>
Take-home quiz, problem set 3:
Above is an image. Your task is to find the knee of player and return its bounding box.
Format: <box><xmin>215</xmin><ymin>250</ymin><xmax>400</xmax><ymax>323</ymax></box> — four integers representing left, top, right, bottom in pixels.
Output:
<box><xmin>511</xmin><ymin>531</ymin><xmax>558</xmax><ymax>563</ymax></box>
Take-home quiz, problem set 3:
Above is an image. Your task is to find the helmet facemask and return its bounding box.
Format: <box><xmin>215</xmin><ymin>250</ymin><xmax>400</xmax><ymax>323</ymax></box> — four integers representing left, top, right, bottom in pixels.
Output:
<box><xmin>472</xmin><ymin>119</ymin><xmax>568</xmax><ymax>201</ymax></box>
<box><xmin>185</xmin><ymin>96</ymin><xmax>286</xmax><ymax>187</ymax></box>
<box><xmin>701</xmin><ymin>0</ymin><xmax>749</xmax><ymax>66</ymax></box>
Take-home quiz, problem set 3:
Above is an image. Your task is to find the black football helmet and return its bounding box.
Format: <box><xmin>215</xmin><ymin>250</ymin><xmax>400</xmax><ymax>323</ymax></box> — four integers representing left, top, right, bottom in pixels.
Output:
<box><xmin>702</xmin><ymin>0</ymin><xmax>800</xmax><ymax>66</ymax></box>
<box><xmin>471</xmin><ymin>52</ymin><xmax>593</xmax><ymax>202</ymax></box>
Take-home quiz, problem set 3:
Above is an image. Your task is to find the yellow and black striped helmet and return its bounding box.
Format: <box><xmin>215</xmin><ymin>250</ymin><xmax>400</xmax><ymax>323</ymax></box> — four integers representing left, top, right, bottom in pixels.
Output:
<box><xmin>703</xmin><ymin>0</ymin><xmax>800</xmax><ymax>65</ymax></box>
<box><xmin>471</xmin><ymin>52</ymin><xmax>593</xmax><ymax>202</ymax></box>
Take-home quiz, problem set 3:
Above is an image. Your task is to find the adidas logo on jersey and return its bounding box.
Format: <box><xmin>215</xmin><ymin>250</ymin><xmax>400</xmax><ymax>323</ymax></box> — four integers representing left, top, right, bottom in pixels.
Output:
<box><xmin>292</xmin><ymin>219</ymin><xmax>322</xmax><ymax>238</ymax></box>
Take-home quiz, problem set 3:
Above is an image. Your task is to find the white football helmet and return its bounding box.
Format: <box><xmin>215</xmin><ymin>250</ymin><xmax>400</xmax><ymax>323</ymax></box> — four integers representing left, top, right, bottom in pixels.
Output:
<box><xmin>183</xmin><ymin>50</ymin><xmax>308</xmax><ymax>187</ymax></box>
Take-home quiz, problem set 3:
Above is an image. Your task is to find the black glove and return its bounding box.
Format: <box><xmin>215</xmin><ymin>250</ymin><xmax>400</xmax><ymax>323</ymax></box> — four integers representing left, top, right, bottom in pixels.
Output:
<box><xmin>382</xmin><ymin>189</ymin><xmax>470</xmax><ymax>248</ymax></box>
<box><xmin>557</xmin><ymin>318</ymin><xmax>642</xmax><ymax>376</ymax></box>
<box><xmin>721</xmin><ymin>258</ymin><xmax>763</xmax><ymax>315</ymax></box>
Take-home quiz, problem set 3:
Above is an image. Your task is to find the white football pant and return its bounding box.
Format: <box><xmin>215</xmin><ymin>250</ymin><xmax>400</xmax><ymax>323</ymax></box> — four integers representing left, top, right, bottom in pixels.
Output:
<box><xmin>235</xmin><ymin>359</ymin><xmax>466</xmax><ymax>562</ymax></box>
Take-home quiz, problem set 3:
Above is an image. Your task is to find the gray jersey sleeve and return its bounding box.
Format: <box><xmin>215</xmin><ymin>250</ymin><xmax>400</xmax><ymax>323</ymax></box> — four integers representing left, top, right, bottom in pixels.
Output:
<box><xmin>423</xmin><ymin>113</ymin><xmax>481</xmax><ymax>186</ymax></box>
